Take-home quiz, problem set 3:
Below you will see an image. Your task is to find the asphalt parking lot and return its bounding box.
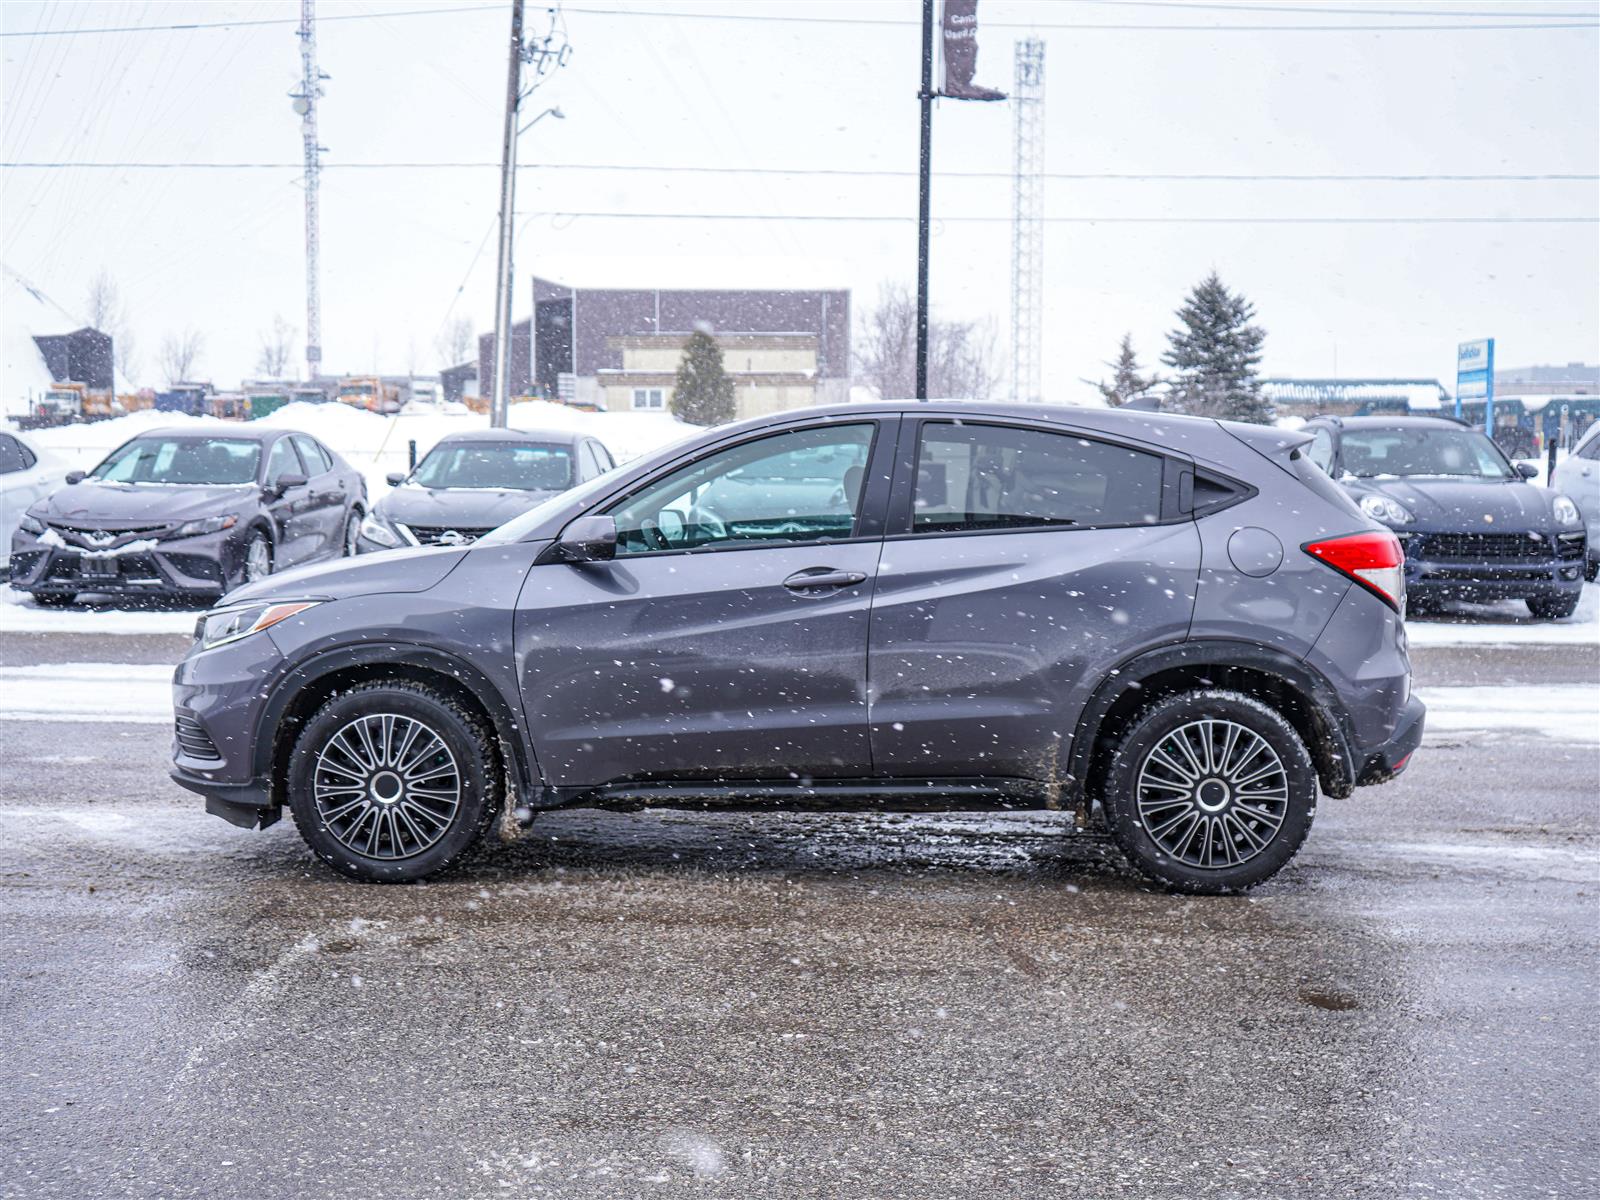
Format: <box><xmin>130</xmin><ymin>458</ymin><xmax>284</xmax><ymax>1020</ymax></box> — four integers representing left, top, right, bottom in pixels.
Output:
<box><xmin>1</xmin><ymin>624</ymin><xmax>1596</xmax><ymax>1199</ymax></box>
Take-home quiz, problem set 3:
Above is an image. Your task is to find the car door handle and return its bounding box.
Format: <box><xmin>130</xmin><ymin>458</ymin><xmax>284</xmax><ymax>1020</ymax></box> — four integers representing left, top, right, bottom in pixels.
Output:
<box><xmin>783</xmin><ymin>568</ymin><xmax>867</xmax><ymax>590</ymax></box>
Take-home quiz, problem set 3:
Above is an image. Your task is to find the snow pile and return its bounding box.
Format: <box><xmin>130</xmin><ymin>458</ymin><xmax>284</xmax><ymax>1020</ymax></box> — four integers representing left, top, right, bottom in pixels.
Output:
<box><xmin>13</xmin><ymin>399</ymin><xmax>701</xmax><ymax>495</ymax></box>
<box><xmin>1406</xmin><ymin>582</ymin><xmax>1598</xmax><ymax>646</ymax></box>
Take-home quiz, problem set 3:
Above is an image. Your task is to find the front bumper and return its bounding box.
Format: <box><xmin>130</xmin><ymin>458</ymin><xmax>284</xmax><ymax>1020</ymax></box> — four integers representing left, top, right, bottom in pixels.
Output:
<box><xmin>1399</xmin><ymin>529</ymin><xmax>1586</xmax><ymax>599</ymax></box>
<box><xmin>171</xmin><ymin>628</ymin><xmax>287</xmax><ymax>828</ymax></box>
<box><xmin>9</xmin><ymin>531</ymin><xmax>238</xmax><ymax>596</ymax></box>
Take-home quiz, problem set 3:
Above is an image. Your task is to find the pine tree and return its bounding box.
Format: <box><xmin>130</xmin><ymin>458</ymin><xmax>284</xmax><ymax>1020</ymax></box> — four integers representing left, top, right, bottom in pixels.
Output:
<box><xmin>1091</xmin><ymin>333</ymin><xmax>1159</xmax><ymax>407</ymax></box>
<box><xmin>670</xmin><ymin>329</ymin><xmax>737</xmax><ymax>426</ymax></box>
<box><xmin>1162</xmin><ymin>273</ymin><xmax>1271</xmax><ymax>423</ymax></box>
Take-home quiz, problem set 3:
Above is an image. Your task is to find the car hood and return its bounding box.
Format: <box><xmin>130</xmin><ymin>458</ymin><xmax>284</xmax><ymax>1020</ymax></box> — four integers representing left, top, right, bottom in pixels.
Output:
<box><xmin>1346</xmin><ymin>477</ymin><xmax>1558</xmax><ymax>527</ymax></box>
<box><xmin>374</xmin><ymin>486</ymin><xmax>560</xmax><ymax>531</ymax></box>
<box><xmin>222</xmin><ymin>545</ymin><xmax>470</xmax><ymax>606</ymax></box>
<box><xmin>37</xmin><ymin>480</ymin><xmax>259</xmax><ymax>526</ymax></box>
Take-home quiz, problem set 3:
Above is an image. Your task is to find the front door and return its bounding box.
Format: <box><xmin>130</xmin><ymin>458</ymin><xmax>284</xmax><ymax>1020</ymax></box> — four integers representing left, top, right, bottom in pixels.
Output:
<box><xmin>262</xmin><ymin>437</ymin><xmax>314</xmax><ymax>567</ymax></box>
<box><xmin>516</xmin><ymin>419</ymin><xmax>894</xmax><ymax>789</ymax></box>
<box><xmin>867</xmin><ymin>417</ymin><xmax>1200</xmax><ymax>782</ymax></box>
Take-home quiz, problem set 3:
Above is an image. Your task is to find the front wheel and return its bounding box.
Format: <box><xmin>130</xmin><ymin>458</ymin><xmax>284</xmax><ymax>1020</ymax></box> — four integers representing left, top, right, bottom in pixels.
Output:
<box><xmin>342</xmin><ymin>510</ymin><xmax>361</xmax><ymax>557</ymax></box>
<box><xmin>1101</xmin><ymin>689</ymin><xmax>1318</xmax><ymax>894</ymax></box>
<box><xmin>1527</xmin><ymin>592</ymin><xmax>1581</xmax><ymax>620</ymax></box>
<box><xmin>287</xmin><ymin>681</ymin><xmax>502</xmax><ymax>882</ymax></box>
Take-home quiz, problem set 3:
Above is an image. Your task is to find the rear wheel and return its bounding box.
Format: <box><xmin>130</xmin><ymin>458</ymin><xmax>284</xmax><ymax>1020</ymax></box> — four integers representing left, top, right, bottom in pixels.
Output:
<box><xmin>1100</xmin><ymin>689</ymin><xmax>1318</xmax><ymax>894</ymax></box>
<box><xmin>287</xmin><ymin>680</ymin><xmax>501</xmax><ymax>882</ymax></box>
<box><xmin>1527</xmin><ymin>592</ymin><xmax>1580</xmax><ymax>620</ymax></box>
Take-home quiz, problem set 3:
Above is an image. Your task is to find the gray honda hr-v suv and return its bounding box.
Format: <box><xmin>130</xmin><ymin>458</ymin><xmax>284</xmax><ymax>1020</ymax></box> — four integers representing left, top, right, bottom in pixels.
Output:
<box><xmin>171</xmin><ymin>403</ymin><xmax>1424</xmax><ymax>893</ymax></box>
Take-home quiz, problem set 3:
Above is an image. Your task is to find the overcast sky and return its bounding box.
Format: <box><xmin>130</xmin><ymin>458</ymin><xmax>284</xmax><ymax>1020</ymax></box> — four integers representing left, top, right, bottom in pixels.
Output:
<box><xmin>2</xmin><ymin>0</ymin><xmax>1597</xmax><ymax>400</ymax></box>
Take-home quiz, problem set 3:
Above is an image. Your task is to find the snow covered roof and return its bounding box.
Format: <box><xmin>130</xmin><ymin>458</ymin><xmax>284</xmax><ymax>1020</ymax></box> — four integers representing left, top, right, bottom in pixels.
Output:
<box><xmin>2</xmin><ymin>266</ymin><xmax>74</xmax><ymax>414</ymax></box>
<box><xmin>1261</xmin><ymin>378</ymin><xmax>1450</xmax><ymax>412</ymax></box>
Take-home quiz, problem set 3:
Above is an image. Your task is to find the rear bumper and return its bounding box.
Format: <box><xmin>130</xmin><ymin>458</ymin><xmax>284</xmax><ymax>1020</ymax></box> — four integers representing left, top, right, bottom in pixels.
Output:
<box><xmin>1355</xmin><ymin>694</ymin><xmax>1425</xmax><ymax>786</ymax></box>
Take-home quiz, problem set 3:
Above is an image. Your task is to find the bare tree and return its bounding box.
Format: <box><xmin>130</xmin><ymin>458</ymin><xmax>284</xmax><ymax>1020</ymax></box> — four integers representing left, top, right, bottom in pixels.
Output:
<box><xmin>159</xmin><ymin>328</ymin><xmax>205</xmax><ymax>385</ymax></box>
<box><xmin>255</xmin><ymin>314</ymin><xmax>296</xmax><ymax>379</ymax></box>
<box><xmin>85</xmin><ymin>270</ymin><xmax>122</xmax><ymax>333</ymax></box>
<box><xmin>853</xmin><ymin>281</ymin><xmax>1000</xmax><ymax>401</ymax></box>
<box><xmin>85</xmin><ymin>269</ymin><xmax>140</xmax><ymax>383</ymax></box>
<box><xmin>434</xmin><ymin>316</ymin><xmax>475</xmax><ymax>370</ymax></box>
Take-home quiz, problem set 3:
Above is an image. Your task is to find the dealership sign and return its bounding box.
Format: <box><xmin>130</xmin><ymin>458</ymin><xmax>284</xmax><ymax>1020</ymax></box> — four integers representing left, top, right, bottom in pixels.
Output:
<box><xmin>1455</xmin><ymin>338</ymin><xmax>1494</xmax><ymax>425</ymax></box>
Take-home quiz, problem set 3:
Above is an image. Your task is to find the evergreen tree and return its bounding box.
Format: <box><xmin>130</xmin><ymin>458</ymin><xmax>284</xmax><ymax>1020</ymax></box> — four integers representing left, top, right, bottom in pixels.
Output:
<box><xmin>1091</xmin><ymin>333</ymin><xmax>1159</xmax><ymax>407</ymax></box>
<box><xmin>1161</xmin><ymin>273</ymin><xmax>1270</xmax><ymax>423</ymax></box>
<box><xmin>670</xmin><ymin>328</ymin><xmax>737</xmax><ymax>426</ymax></box>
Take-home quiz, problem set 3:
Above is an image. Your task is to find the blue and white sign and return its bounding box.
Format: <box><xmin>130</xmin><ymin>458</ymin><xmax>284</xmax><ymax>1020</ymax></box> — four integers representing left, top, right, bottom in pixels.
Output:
<box><xmin>1455</xmin><ymin>337</ymin><xmax>1494</xmax><ymax>424</ymax></box>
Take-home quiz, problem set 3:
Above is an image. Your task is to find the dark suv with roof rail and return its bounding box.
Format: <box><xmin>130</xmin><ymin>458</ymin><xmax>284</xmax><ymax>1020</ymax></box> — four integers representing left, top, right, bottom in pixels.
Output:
<box><xmin>170</xmin><ymin>402</ymin><xmax>1424</xmax><ymax>893</ymax></box>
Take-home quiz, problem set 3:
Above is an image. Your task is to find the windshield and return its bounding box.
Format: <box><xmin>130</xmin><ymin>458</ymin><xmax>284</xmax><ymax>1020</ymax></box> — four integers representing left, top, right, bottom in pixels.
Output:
<box><xmin>1340</xmin><ymin>426</ymin><xmax>1514</xmax><ymax>480</ymax></box>
<box><xmin>411</xmin><ymin>442</ymin><xmax>573</xmax><ymax>491</ymax></box>
<box><xmin>91</xmin><ymin>437</ymin><xmax>260</xmax><ymax>486</ymax></box>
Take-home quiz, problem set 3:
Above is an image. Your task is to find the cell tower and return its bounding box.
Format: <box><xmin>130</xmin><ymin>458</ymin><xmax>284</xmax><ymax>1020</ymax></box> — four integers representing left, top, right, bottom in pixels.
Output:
<box><xmin>291</xmin><ymin>0</ymin><xmax>326</xmax><ymax>379</ymax></box>
<box><xmin>1009</xmin><ymin>38</ymin><xmax>1045</xmax><ymax>404</ymax></box>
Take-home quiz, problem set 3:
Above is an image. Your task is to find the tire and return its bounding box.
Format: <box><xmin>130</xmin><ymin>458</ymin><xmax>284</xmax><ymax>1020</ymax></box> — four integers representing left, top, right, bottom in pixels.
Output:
<box><xmin>236</xmin><ymin>530</ymin><xmax>273</xmax><ymax>588</ymax></box>
<box><xmin>1527</xmin><ymin>592</ymin><xmax>1581</xmax><ymax>620</ymax></box>
<box><xmin>1100</xmin><ymin>689</ymin><xmax>1318</xmax><ymax>895</ymax></box>
<box><xmin>1585</xmin><ymin>557</ymin><xmax>1598</xmax><ymax>583</ymax></box>
<box><xmin>342</xmin><ymin>510</ymin><xmax>362</xmax><ymax>557</ymax></box>
<box><xmin>287</xmin><ymin>680</ymin><xmax>502</xmax><ymax>882</ymax></box>
<box><xmin>32</xmin><ymin>591</ymin><xmax>76</xmax><ymax>607</ymax></box>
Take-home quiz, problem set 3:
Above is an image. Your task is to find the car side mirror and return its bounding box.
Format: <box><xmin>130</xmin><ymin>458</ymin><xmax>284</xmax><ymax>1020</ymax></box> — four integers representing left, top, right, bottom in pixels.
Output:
<box><xmin>385</xmin><ymin>472</ymin><xmax>406</xmax><ymax>487</ymax></box>
<box><xmin>65</xmin><ymin>470</ymin><xmax>85</xmax><ymax>485</ymax></box>
<box><xmin>1515</xmin><ymin>462</ymin><xmax>1538</xmax><ymax>479</ymax></box>
<box><xmin>553</xmin><ymin>514</ymin><xmax>617</xmax><ymax>562</ymax></box>
<box><xmin>269</xmin><ymin>472</ymin><xmax>308</xmax><ymax>497</ymax></box>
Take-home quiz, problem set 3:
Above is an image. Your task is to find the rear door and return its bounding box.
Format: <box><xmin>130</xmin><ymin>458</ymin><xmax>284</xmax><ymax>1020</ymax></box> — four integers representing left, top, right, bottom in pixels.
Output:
<box><xmin>867</xmin><ymin>416</ymin><xmax>1200</xmax><ymax>782</ymax></box>
<box><xmin>516</xmin><ymin>418</ymin><xmax>895</xmax><ymax>788</ymax></box>
<box><xmin>290</xmin><ymin>435</ymin><xmax>346</xmax><ymax>558</ymax></box>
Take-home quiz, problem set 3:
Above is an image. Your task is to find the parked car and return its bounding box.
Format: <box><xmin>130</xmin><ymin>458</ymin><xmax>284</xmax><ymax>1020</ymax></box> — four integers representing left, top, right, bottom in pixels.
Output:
<box><xmin>1301</xmin><ymin>415</ymin><xmax>1587</xmax><ymax>619</ymax></box>
<box><xmin>172</xmin><ymin>402</ymin><xmax>1424</xmax><ymax>893</ymax></box>
<box><xmin>9</xmin><ymin>426</ymin><xmax>366</xmax><ymax>604</ymax></box>
<box><xmin>357</xmin><ymin>428</ymin><xmax>613</xmax><ymax>551</ymax></box>
<box><xmin>1549</xmin><ymin>422</ymin><xmax>1600</xmax><ymax>582</ymax></box>
<box><xmin>0</xmin><ymin>429</ymin><xmax>61</xmax><ymax>570</ymax></box>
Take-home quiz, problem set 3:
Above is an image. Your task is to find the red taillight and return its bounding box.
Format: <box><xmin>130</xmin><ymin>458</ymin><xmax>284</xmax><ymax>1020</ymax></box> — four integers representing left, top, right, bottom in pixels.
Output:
<box><xmin>1303</xmin><ymin>530</ymin><xmax>1406</xmax><ymax>611</ymax></box>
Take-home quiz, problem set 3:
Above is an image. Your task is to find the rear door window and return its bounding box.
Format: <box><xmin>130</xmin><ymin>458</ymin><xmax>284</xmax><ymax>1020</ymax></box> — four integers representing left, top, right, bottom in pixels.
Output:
<box><xmin>911</xmin><ymin>422</ymin><xmax>1164</xmax><ymax>533</ymax></box>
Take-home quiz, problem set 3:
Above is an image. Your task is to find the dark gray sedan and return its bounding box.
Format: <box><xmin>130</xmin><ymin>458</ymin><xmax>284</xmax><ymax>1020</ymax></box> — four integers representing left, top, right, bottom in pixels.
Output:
<box><xmin>357</xmin><ymin>428</ymin><xmax>613</xmax><ymax>550</ymax></box>
<box><xmin>9</xmin><ymin>426</ymin><xmax>366</xmax><ymax>605</ymax></box>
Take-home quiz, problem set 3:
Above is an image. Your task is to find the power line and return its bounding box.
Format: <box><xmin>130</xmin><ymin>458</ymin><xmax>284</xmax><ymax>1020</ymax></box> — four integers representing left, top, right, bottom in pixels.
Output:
<box><xmin>2</xmin><ymin>2</ymin><xmax>1594</xmax><ymax>37</ymax></box>
<box><xmin>1082</xmin><ymin>0</ymin><xmax>1598</xmax><ymax>17</ymax></box>
<box><xmin>516</xmin><ymin>211</ymin><xmax>1598</xmax><ymax>224</ymax></box>
<box><xmin>5</xmin><ymin>161</ymin><xmax>1595</xmax><ymax>183</ymax></box>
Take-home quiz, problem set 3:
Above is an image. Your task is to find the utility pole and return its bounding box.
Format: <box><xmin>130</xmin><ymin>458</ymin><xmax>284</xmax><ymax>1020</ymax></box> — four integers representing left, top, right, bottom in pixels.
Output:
<box><xmin>489</xmin><ymin>0</ymin><xmax>526</xmax><ymax>429</ymax></box>
<box><xmin>1009</xmin><ymin>38</ymin><xmax>1045</xmax><ymax>405</ymax></box>
<box><xmin>292</xmin><ymin>0</ymin><xmax>325</xmax><ymax>382</ymax></box>
<box><xmin>915</xmin><ymin>0</ymin><xmax>934</xmax><ymax>402</ymax></box>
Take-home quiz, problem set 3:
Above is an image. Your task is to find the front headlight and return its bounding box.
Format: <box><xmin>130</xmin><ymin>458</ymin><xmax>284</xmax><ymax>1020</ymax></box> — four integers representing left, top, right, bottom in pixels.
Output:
<box><xmin>196</xmin><ymin>601</ymin><xmax>320</xmax><ymax>649</ymax></box>
<box><xmin>1553</xmin><ymin>495</ymin><xmax>1581</xmax><ymax>527</ymax></box>
<box><xmin>359</xmin><ymin>514</ymin><xmax>403</xmax><ymax>547</ymax></box>
<box><xmin>18</xmin><ymin>511</ymin><xmax>47</xmax><ymax>536</ymax></box>
<box><xmin>1359</xmin><ymin>493</ymin><xmax>1413</xmax><ymax>525</ymax></box>
<box><xmin>169</xmin><ymin>514</ymin><xmax>237</xmax><ymax>540</ymax></box>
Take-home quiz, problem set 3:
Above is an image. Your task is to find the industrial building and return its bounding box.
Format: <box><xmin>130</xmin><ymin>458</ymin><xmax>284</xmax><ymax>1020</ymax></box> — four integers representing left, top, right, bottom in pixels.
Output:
<box><xmin>480</xmin><ymin>278</ymin><xmax>850</xmax><ymax>418</ymax></box>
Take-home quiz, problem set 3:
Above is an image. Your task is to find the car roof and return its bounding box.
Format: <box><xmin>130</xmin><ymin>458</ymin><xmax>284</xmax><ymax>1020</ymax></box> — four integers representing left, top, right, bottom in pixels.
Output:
<box><xmin>1314</xmin><ymin>415</ymin><xmax>1475</xmax><ymax>431</ymax></box>
<box><xmin>130</xmin><ymin>425</ymin><xmax>288</xmax><ymax>442</ymax></box>
<box><xmin>432</xmin><ymin>427</ymin><xmax>585</xmax><ymax>446</ymax></box>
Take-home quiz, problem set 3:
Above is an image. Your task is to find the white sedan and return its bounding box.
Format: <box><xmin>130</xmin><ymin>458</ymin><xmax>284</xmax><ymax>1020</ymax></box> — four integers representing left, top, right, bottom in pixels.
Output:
<box><xmin>0</xmin><ymin>429</ymin><xmax>63</xmax><ymax>570</ymax></box>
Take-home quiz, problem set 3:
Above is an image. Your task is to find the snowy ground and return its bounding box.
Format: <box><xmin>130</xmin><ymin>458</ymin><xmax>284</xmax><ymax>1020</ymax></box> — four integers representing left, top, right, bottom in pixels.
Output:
<box><xmin>9</xmin><ymin>399</ymin><xmax>699</xmax><ymax>498</ymax></box>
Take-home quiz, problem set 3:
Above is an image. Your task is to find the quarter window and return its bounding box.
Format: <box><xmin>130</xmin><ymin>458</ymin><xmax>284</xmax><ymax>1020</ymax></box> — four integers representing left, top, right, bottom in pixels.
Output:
<box><xmin>608</xmin><ymin>423</ymin><xmax>874</xmax><ymax>554</ymax></box>
<box><xmin>912</xmin><ymin>422</ymin><xmax>1164</xmax><ymax>533</ymax></box>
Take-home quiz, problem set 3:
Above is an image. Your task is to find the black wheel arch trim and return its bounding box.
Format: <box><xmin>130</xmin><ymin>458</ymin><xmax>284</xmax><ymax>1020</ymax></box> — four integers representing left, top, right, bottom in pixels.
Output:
<box><xmin>251</xmin><ymin>641</ymin><xmax>540</xmax><ymax>804</ymax></box>
<box><xmin>1065</xmin><ymin>639</ymin><xmax>1358</xmax><ymax>803</ymax></box>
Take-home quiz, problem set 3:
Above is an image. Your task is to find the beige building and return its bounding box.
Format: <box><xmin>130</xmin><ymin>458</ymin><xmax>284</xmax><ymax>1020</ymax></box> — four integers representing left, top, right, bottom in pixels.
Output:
<box><xmin>599</xmin><ymin>332</ymin><xmax>846</xmax><ymax>419</ymax></box>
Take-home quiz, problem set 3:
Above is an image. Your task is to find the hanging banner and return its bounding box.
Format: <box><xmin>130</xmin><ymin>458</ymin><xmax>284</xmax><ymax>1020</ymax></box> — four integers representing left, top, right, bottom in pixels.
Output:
<box><xmin>940</xmin><ymin>0</ymin><xmax>1006</xmax><ymax>101</ymax></box>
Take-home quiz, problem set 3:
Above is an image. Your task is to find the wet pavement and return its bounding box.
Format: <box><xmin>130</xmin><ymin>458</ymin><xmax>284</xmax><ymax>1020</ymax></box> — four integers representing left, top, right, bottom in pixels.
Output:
<box><xmin>1</xmin><ymin>628</ymin><xmax>1596</xmax><ymax>1198</ymax></box>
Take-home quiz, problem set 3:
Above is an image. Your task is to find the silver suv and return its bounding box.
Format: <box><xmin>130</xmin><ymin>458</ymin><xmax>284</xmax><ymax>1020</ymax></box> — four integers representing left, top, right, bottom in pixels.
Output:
<box><xmin>170</xmin><ymin>403</ymin><xmax>1424</xmax><ymax>893</ymax></box>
